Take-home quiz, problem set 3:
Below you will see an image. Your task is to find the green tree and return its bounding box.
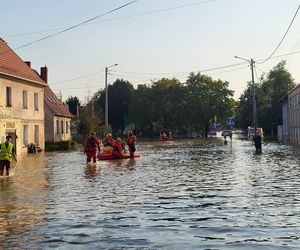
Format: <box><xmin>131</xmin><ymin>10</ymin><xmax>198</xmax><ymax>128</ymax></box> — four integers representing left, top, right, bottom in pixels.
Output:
<box><xmin>108</xmin><ymin>79</ymin><xmax>134</xmax><ymax>133</ymax></box>
<box><xmin>260</xmin><ymin>61</ymin><xmax>295</xmax><ymax>135</ymax></box>
<box><xmin>236</xmin><ymin>61</ymin><xmax>295</xmax><ymax>136</ymax></box>
<box><xmin>91</xmin><ymin>79</ymin><xmax>134</xmax><ymax>134</ymax></box>
<box><xmin>235</xmin><ymin>82</ymin><xmax>255</xmax><ymax>129</ymax></box>
<box><xmin>127</xmin><ymin>84</ymin><xmax>153</xmax><ymax>134</ymax></box>
<box><xmin>65</xmin><ymin>96</ymin><xmax>80</xmax><ymax>116</ymax></box>
<box><xmin>185</xmin><ymin>73</ymin><xmax>235</xmax><ymax>137</ymax></box>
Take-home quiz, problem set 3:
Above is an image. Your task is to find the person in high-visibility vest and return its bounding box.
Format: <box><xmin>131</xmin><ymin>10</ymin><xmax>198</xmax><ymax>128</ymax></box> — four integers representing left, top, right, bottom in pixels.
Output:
<box><xmin>0</xmin><ymin>135</ymin><xmax>17</xmax><ymax>176</ymax></box>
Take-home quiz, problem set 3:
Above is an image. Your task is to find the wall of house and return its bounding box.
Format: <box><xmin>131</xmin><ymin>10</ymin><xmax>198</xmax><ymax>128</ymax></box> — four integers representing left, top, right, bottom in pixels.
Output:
<box><xmin>288</xmin><ymin>85</ymin><xmax>300</xmax><ymax>145</ymax></box>
<box><xmin>53</xmin><ymin>116</ymin><xmax>72</xmax><ymax>142</ymax></box>
<box><xmin>281</xmin><ymin>100</ymin><xmax>289</xmax><ymax>144</ymax></box>
<box><xmin>44</xmin><ymin>104</ymin><xmax>55</xmax><ymax>142</ymax></box>
<box><xmin>0</xmin><ymin>76</ymin><xmax>45</xmax><ymax>154</ymax></box>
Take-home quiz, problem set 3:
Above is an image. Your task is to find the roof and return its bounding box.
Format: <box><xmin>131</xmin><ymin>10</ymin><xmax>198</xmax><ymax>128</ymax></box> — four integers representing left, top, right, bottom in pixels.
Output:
<box><xmin>280</xmin><ymin>83</ymin><xmax>300</xmax><ymax>102</ymax></box>
<box><xmin>45</xmin><ymin>86</ymin><xmax>73</xmax><ymax>118</ymax></box>
<box><xmin>0</xmin><ymin>38</ymin><xmax>46</xmax><ymax>85</ymax></box>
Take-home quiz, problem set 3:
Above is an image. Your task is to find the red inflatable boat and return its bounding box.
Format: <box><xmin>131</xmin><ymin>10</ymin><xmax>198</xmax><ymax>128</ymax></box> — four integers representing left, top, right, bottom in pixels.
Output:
<box><xmin>97</xmin><ymin>152</ymin><xmax>141</xmax><ymax>160</ymax></box>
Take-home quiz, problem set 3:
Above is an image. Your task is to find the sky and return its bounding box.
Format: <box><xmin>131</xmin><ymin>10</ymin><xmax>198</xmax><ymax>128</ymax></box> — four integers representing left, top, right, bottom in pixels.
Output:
<box><xmin>2</xmin><ymin>0</ymin><xmax>300</xmax><ymax>102</ymax></box>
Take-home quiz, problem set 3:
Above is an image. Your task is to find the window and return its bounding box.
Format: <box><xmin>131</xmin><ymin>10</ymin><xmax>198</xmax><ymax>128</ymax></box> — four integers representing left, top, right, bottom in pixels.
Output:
<box><xmin>6</xmin><ymin>87</ymin><xmax>12</xmax><ymax>107</ymax></box>
<box><xmin>66</xmin><ymin>121</ymin><xmax>69</xmax><ymax>134</ymax></box>
<box><xmin>23</xmin><ymin>90</ymin><xmax>28</xmax><ymax>109</ymax></box>
<box><xmin>23</xmin><ymin>125</ymin><xmax>28</xmax><ymax>145</ymax></box>
<box><xmin>34</xmin><ymin>125</ymin><xmax>39</xmax><ymax>144</ymax></box>
<box><xmin>61</xmin><ymin>121</ymin><xmax>64</xmax><ymax>134</ymax></box>
<box><xmin>34</xmin><ymin>93</ymin><xmax>38</xmax><ymax>110</ymax></box>
<box><xmin>56</xmin><ymin>120</ymin><xmax>59</xmax><ymax>134</ymax></box>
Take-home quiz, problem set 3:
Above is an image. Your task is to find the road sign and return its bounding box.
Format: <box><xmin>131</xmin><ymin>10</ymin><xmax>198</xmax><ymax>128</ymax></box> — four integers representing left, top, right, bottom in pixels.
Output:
<box><xmin>227</xmin><ymin>118</ymin><xmax>235</xmax><ymax>126</ymax></box>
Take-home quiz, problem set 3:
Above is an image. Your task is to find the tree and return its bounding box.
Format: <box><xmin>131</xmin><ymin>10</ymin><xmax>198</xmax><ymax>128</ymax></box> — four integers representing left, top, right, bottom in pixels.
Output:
<box><xmin>260</xmin><ymin>61</ymin><xmax>295</xmax><ymax>135</ymax></box>
<box><xmin>127</xmin><ymin>84</ymin><xmax>153</xmax><ymax>135</ymax></box>
<box><xmin>185</xmin><ymin>73</ymin><xmax>235</xmax><ymax>137</ymax></box>
<box><xmin>65</xmin><ymin>96</ymin><xmax>80</xmax><ymax>116</ymax></box>
<box><xmin>236</xmin><ymin>61</ymin><xmax>295</xmax><ymax>136</ymax></box>
<box><xmin>235</xmin><ymin>82</ymin><xmax>255</xmax><ymax>129</ymax></box>
<box><xmin>91</xmin><ymin>79</ymin><xmax>134</xmax><ymax>134</ymax></box>
<box><xmin>108</xmin><ymin>79</ymin><xmax>134</xmax><ymax>133</ymax></box>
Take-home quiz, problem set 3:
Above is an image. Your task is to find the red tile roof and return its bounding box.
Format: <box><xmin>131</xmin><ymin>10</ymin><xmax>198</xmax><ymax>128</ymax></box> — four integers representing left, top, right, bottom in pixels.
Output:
<box><xmin>0</xmin><ymin>38</ymin><xmax>46</xmax><ymax>85</ymax></box>
<box><xmin>45</xmin><ymin>86</ymin><xmax>73</xmax><ymax>118</ymax></box>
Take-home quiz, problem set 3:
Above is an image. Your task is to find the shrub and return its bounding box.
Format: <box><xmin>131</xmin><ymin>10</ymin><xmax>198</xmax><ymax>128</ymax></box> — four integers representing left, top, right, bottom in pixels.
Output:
<box><xmin>45</xmin><ymin>140</ymin><xmax>77</xmax><ymax>152</ymax></box>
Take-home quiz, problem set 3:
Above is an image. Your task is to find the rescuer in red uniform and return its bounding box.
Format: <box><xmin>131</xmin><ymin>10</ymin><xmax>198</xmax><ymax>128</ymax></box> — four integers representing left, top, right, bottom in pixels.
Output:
<box><xmin>126</xmin><ymin>131</ymin><xmax>136</xmax><ymax>158</ymax></box>
<box><xmin>84</xmin><ymin>132</ymin><xmax>100</xmax><ymax>163</ymax></box>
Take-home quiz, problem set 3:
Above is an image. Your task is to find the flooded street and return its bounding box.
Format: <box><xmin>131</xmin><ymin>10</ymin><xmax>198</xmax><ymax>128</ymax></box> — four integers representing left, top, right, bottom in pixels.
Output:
<box><xmin>1</xmin><ymin>136</ymin><xmax>300</xmax><ymax>249</ymax></box>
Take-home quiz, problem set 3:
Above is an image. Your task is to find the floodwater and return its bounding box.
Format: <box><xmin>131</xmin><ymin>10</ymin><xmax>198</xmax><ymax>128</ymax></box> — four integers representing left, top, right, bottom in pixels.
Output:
<box><xmin>0</xmin><ymin>136</ymin><xmax>300</xmax><ymax>249</ymax></box>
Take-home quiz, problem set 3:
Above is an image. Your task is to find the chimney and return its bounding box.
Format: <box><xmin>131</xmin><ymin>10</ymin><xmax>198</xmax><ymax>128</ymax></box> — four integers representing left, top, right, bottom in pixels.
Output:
<box><xmin>24</xmin><ymin>61</ymin><xmax>31</xmax><ymax>68</ymax></box>
<box><xmin>40</xmin><ymin>65</ymin><xmax>48</xmax><ymax>83</ymax></box>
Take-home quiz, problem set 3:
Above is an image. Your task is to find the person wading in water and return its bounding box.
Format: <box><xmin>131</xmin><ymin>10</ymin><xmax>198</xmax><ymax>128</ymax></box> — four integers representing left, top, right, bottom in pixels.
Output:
<box><xmin>0</xmin><ymin>135</ymin><xmax>17</xmax><ymax>176</ymax></box>
<box><xmin>84</xmin><ymin>132</ymin><xmax>100</xmax><ymax>163</ymax></box>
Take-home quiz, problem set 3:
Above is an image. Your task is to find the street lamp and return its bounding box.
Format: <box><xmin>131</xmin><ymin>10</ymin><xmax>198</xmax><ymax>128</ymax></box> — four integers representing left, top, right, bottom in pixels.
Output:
<box><xmin>234</xmin><ymin>56</ymin><xmax>257</xmax><ymax>132</ymax></box>
<box><xmin>105</xmin><ymin>63</ymin><xmax>118</xmax><ymax>129</ymax></box>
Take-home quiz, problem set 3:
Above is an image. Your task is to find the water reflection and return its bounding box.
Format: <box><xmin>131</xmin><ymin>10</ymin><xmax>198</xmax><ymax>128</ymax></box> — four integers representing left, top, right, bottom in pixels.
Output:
<box><xmin>0</xmin><ymin>153</ymin><xmax>48</xmax><ymax>249</ymax></box>
<box><xmin>0</xmin><ymin>138</ymin><xmax>300</xmax><ymax>249</ymax></box>
<box><xmin>84</xmin><ymin>163</ymin><xmax>100</xmax><ymax>179</ymax></box>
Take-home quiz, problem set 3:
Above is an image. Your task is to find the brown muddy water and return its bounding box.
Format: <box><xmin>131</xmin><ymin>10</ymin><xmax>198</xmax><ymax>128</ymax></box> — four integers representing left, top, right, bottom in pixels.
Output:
<box><xmin>0</xmin><ymin>136</ymin><xmax>300</xmax><ymax>249</ymax></box>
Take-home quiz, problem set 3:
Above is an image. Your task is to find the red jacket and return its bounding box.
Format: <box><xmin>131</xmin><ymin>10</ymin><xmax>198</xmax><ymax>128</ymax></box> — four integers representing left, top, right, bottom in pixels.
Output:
<box><xmin>126</xmin><ymin>135</ymin><xmax>136</xmax><ymax>145</ymax></box>
<box><xmin>84</xmin><ymin>137</ymin><xmax>100</xmax><ymax>152</ymax></box>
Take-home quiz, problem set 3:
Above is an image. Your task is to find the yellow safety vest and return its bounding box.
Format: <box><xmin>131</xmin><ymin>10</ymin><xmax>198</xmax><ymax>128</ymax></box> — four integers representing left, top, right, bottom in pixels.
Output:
<box><xmin>0</xmin><ymin>143</ymin><xmax>13</xmax><ymax>161</ymax></box>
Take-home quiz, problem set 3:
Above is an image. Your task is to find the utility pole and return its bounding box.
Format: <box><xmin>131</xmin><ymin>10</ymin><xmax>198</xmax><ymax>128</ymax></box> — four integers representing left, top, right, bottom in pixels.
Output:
<box><xmin>235</xmin><ymin>56</ymin><xmax>257</xmax><ymax>132</ymax></box>
<box><xmin>105</xmin><ymin>67</ymin><xmax>108</xmax><ymax>129</ymax></box>
<box><xmin>105</xmin><ymin>64</ymin><xmax>118</xmax><ymax>129</ymax></box>
<box><xmin>250</xmin><ymin>58</ymin><xmax>257</xmax><ymax>132</ymax></box>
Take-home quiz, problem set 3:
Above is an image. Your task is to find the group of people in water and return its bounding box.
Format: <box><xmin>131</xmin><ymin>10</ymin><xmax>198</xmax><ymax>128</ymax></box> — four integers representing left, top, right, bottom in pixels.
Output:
<box><xmin>222</xmin><ymin>128</ymin><xmax>263</xmax><ymax>153</ymax></box>
<box><xmin>160</xmin><ymin>131</ymin><xmax>173</xmax><ymax>141</ymax></box>
<box><xmin>84</xmin><ymin>131</ymin><xmax>137</xmax><ymax>163</ymax></box>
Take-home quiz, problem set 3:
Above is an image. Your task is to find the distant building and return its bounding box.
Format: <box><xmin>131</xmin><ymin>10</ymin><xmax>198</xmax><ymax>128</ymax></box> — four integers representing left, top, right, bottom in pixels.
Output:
<box><xmin>43</xmin><ymin>69</ymin><xmax>73</xmax><ymax>142</ymax></box>
<box><xmin>281</xmin><ymin>84</ymin><xmax>300</xmax><ymax>144</ymax></box>
<box><xmin>0</xmin><ymin>38</ymin><xmax>47</xmax><ymax>155</ymax></box>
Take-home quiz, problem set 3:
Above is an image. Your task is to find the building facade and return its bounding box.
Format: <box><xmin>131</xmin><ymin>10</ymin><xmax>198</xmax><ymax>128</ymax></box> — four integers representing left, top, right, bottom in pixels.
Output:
<box><xmin>287</xmin><ymin>84</ymin><xmax>300</xmax><ymax>144</ymax></box>
<box><xmin>281</xmin><ymin>84</ymin><xmax>300</xmax><ymax>144</ymax></box>
<box><xmin>0</xmin><ymin>38</ymin><xmax>47</xmax><ymax>155</ymax></box>
<box><xmin>44</xmin><ymin>77</ymin><xmax>73</xmax><ymax>142</ymax></box>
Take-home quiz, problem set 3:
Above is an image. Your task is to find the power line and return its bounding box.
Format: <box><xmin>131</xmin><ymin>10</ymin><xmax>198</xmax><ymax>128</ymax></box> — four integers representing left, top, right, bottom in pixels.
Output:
<box><xmin>3</xmin><ymin>0</ymin><xmax>216</xmax><ymax>39</ymax></box>
<box><xmin>258</xmin><ymin>3</ymin><xmax>300</xmax><ymax>64</ymax></box>
<box><xmin>110</xmin><ymin>69</ymin><xmax>190</xmax><ymax>76</ymax></box>
<box><xmin>256</xmin><ymin>47</ymin><xmax>300</xmax><ymax>63</ymax></box>
<box><xmin>111</xmin><ymin>62</ymin><xmax>247</xmax><ymax>76</ymax></box>
<box><xmin>207</xmin><ymin>65</ymin><xmax>249</xmax><ymax>76</ymax></box>
<box><xmin>53</xmin><ymin>85</ymin><xmax>99</xmax><ymax>90</ymax></box>
<box><xmin>48</xmin><ymin>45</ymin><xmax>300</xmax><ymax>88</ymax></box>
<box><xmin>50</xmin><ymin>70</ymin><xmax>104</xmax><ymax>85</ymax></box>
<box><xmin>49</xmin><ymin>62</ymin><xmax>248</xmax><ymax>87</ymax></box>
<box><xmin>91</xmin><ymin>0</ymin><xmax>217</xmax><ymax>23</ymax></box>
<box><xmin>0</xmin><ymin>0</ymin><xmax>138</xmax><ymax>55</ymax></box>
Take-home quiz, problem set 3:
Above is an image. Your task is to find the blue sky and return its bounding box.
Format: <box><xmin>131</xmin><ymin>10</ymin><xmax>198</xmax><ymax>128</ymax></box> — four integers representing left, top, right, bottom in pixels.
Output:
<box><xmin>2</xmin><ymin>0</ymin><xmax>300</xmax><ymax>102</ymax></box>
